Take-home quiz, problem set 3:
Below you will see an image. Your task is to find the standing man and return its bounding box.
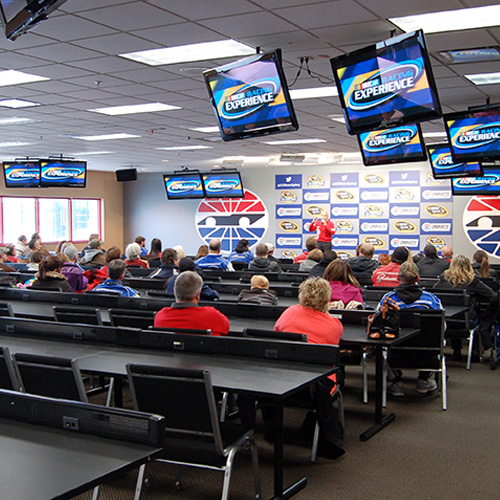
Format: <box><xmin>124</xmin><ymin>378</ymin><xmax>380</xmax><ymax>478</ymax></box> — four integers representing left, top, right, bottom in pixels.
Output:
<box><xmin>309</xmin><ymin>211</ymin><xmax>335</xmax><ymax>252</ymax></box>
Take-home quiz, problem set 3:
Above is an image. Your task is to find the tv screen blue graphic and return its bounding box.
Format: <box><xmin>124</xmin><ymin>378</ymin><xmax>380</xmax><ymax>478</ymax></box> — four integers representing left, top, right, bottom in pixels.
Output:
<box><xmin>164</xmin><ymin>173</ymin><xmax>205</xmax><ymax>200</ymax></box>
<box><xmin>202</xmin><ymin>172</ymin><xmax>244</xmax><ymax>198</ymax></box>
<box><xmin>3</xmin><ymin>161</ymin><xmax>40</xmax><ymax>187</ymax></box>
<box><xmin>40</xmin><ymin>160</ymin><xmax>86</xmax><ymax>188</ymax></box>
<box><xmin>451</xmin><ymin>168</ymin><xmax>500</xmax><ymax>195</ymax></box>
<box><xmin>428</xmin><ymin>143</ymin><xmax>483</xmax><ymax>179</ymax></box>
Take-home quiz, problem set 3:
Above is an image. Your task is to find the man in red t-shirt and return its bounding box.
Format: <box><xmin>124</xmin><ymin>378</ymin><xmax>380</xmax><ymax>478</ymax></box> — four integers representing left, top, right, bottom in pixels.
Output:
<box><xmin>154</xmin><ymin>271</ymin><xmax>230</xmax><ymax>335</ymax></box>
<box><xmin>309</xmin><ymin>212</ymin><xmax>335</xmax><ymax>252</ymax></box>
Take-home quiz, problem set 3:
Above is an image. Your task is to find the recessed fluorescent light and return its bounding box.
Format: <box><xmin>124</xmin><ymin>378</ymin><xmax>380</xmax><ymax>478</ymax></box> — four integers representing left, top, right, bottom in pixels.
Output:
<box><xmin>0</xmin><ymin>70</ymin><xmax>49</xmax><ymax>87</ymax></box>
<box><xmin>422</xmin><ymin>132</ymin><xmax>447</xmax><ymax>138</ymax></box>
<box><xmin>88</xmin><ymin>102</ymin><xmax>181</xmax><ymax>116</ymax></box>
<box><xmin>189</xmin><ymin>126</ymin><xmax>220</xmax><ymax>133</ymax></box>
<box><xmin>120</xmin><ymin>39</ymin><xmax>255</xmax><ymax>66</ymax></box>
<box><xmin>70</xmin><ymin>151</ymin><xmax>114</xmax><ymax>156</ymax></box>
<box><xmin>74</xmin><ymin>133</ymin><xmax>140</xmax><ymax>141</ymax></box>
<box><xmin>289</xmin><ymin>87</ymin><xmax>338</xmax><ymax>99</ymax></box>
<box><xmin>261</xmin><ymin>138</ymin><xmax>327</xmax><ymax>145</ymax></box>
<box><xmin>0</xmin><ymin>99</ymin><xmax>40</xmax><ymax>108</ymax></box>
<box><xmin>0</xmin><ymin>117</ymin><xmax>35</xmax><ymax>125</ymax></box>
<box><xmin>464</xmin><ymin>72</ymin><xmax>500</xmax><ymax>85</ymax></box>
<box><xmin>0</xmin><ymin>141</ymin><xmax>33</xmax><ymax>147</ymax></box>
<box><xmin>154</xmin><ymin>145</ymin><xmax>213</xmax><ymax>151</ymax></box>
<box><xmin>328</xmin><ymin>114</ymin><xmax>346</xmax><ymax>124</ymax></box>
<box><xmin>390</xmin><ymin>5</ymin><xmax>500</xmax><ymax>34</ymax></box>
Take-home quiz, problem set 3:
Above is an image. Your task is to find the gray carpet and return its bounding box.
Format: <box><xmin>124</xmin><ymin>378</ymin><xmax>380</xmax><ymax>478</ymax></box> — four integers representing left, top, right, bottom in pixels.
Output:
<box><xmin>74</xmin><ymin>353</ymin><xmax>500</xmax><ymax>500</ymax></box>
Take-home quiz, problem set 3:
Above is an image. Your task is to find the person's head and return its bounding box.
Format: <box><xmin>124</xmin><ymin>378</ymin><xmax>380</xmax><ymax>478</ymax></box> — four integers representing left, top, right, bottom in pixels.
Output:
<box><xmin>399</xmin><ymin>261</ymin><xmax>420</xmax><ymax>285</ymax></box>
<box><xmin>391</xmin><ymin>246</ymin><xmax>410</xmax><ymax>264</ymax></box>
<box><xmin>359</xmin><ymin>243</ymin><xmax>375</xmax><ymax>259</ymax></box>
<box><xmin>173</xmin><ymin>245</ymin><xmax>186</xmax><ymax>260</ymax></box>
<box><xmin>265</xmin><ymin>242</ymin><xmax>275</xmax><ymax>255</ymax></box>
<box><xmin>444</xmin><ymin>255</ymin><xmax>475</xmax><ymax>286</ymax></box>
<box><xmin>255</xmin><ymin>243</ymin><xmax>269</xmax><ymax>258</ymax></box>
<box><xmin>321</xmin><ymin>249</ymin><xmax>337</xmax><ymax>264</ymax></box>
<box><xmin>423</xmin><ymin>244</ymin><xmax>438</xmax><ymax>258</ymax></box>
<box><xmin>306</xmin><ymin>248</ymin><xmax>323</xmax><ymax>263</ymax></box>
<box><xmin>234</xmin><ymin>239</ymin><xmax>250</xmax><ymax>254</ymax></box>
<box><xmin>5</xmin><ymin>245</ymin><xmax>16</xmax><ymax>257</ymax></box>
<box><xmin>323</xmin><ymin>259</ymin><xmax>360</xmax><ymax>287</ymax></box>
<box><xmin>64</xmin><ymin>245</ymin><xmax>79</xmax><ymax>262</ymax></box>
<box><xmin>161</xmin><ymin>248</ymin><xmax>178</xmax><ymax>266</ymax></box>
<box><xmin>208</xmin><ymin>239</ymin><xmax>221</xmax><ymax>254</ymax></box>
<box><xmin>178</xmin><ymin>257</ymin><xmax>197</xmax><ymax>273</ymax></box>
<box><xmin>125</xmin><ymin>242</ymin><xmax>141</xmax><ymax>261</ymax></box>
<box><xmin>196</xmin><ymin>244</ymin><xmax>209</xmax><ymax>260</ymax></box>
<box><xmin>321</xmin><ymin>211</ymin><xmax>329</xmax><ymax>222</ymax></box>
<box><xmin>174</xmin><ymin>270</ymin><xmax>203</xmax><ymax>303</ymax></box>
<box><xmin>55</xmin><ymin>240</ymin><xmax>68</xmax><ymax>253</ymax></box>
<box><xmin>305</xmin><ymin>236</ymin><xmax>317</xmax><ymax>252</ymax></box>
<box><xmin>0</xmin><ymin>247</ymin><xmax>8</xmax><ymax>262</ymax></box>
<box><xmin>105</xmin><ymin>246</ymin><xmax>121</xmax><ymax>263</ymax></box>
<box><xmin>298</xmin><ymin>277</ymin><xmax>332</xmax><ymax>313</ymax></box>
<box><xmin>89</xmin><ymin>238</ymin><xmax>104</xmax><ymax>250</ymax></box>
<box><xmin>38</xmin><ymin>255</ymin><xmax>62</xmax><ymax>279</ymax></box>
<box><xmin>250</xmin><ymin>275</ymin><xmax>269</xmax><ymax>290</ymax></box>
<box><xmin>378</xmin><ymin>253</ymin><xmax>390</xmax><ymax>265</ymax></box>
<box><xmin>56</xmin><ymin>252</ymin><xmax>70</xmax><ymax>264</ymax></box>
<box><xmin>30</xmin><ymin>251</ymin><xmax>44</xmax><ymax>264</ymax></box>
<box><xmin>473</xmin><ymin>250</ymin><xmax>491</xmax><ymax>278</ymax></box>
<box><xmin>31</xmin><ymin>232</ymin><xmax>40</xmax><ymax>242</ymax></box>
<box><xmin>28</xmin><ymin>239</ymin><xmax>41</xmax><ymax>251</ymax></box>
<box><xmin>149</xmin><ymin>238</ymin><xmax>162</xmax><ymax>256</ymax></box>
<box><xmin>135</xmin><ymin>235</ymin><xmax>146</xmax><ymax>247</ymax></box>
<box><xmin>18</xmin><ymin>235</ymin><xmax>27</xmax><ymax>244</ymax></box>
<box><xmin>108</xmin><ymin>259</ymin><xmax>127</xmax><ymax>281</ymax></box>
<box><xmin>88</xmin><ymin>233</ymin><xmax>99</xmax><ymax>242</ymax></box>
<box><xmin>441</xmin><ymin>245</ymin><xmax>453</xmax><ymax>259</ymax></box>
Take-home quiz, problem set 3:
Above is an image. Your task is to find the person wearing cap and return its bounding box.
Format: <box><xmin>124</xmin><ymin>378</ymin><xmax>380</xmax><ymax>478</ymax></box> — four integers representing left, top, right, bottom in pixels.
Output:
<box><xmin>264</xmin><ymin>242</ymin><xmax>280</xmax><ymax>263</ymax></box>
<box><xmin>0</xmin><ymin>247</ymin><xmax>16</xmax><ymax>272</ymax></box>
<box><xmin>238</xmin><ymin>275</ymin><xmax>278</xmax><ymax>305</ymax></box>
<box><xmin>79</xmin><ymin>238</ymin><xmax>106</xmax><ymax>268</ymax></box>
<box><xmin>81</xmin><ymin>233</ymin><xmax>100</xmax><ymax>254</ymax></box>
<box><xmin>371</xmin><ymin>246</ymin><xmax>411</xmax><ymax>287</ymax></box>
<box><xmin>61</xmin><ymin>245</ymin><xmax>88</xmax><ymax>292</ymax></box>
<box><xmin>228</xmin><ymin>239</ymin><xmax>253</xmax><ymax>264</ymax></box>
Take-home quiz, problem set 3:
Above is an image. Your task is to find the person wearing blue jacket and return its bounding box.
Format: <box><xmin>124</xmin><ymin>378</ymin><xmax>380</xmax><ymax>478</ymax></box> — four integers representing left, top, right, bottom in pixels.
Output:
<box><xmin>228</xmin><ymin>239</ymin><xmax>253</xmax><ymax>264</ymax></box>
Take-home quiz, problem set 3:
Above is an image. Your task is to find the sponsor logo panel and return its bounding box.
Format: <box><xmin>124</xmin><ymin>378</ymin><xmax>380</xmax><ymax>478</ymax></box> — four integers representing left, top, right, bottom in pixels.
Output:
<box><xmin>276</xmin><ymin>205</ymin><xmax>302</xmax><ymax>218</ymax></box>
<box><xmin>359</xmin><ymin>220</ymin><xmax>389</xmax><ymax>233</ymax></box>
<box><xmin>275</xmin><ymin>174</ymin><xmax>302</xmax><ymax>189</ymax></box>
<box><xmin>303</xmin><ymin>189</ymin><xmax>330</xmax><ymax>202</ymax></box>
<box><xmin>331</xmin><ymin>204</ymin><xmax>359</xmax><ymax>218</ymax></box>
<box><xmin>421</xmin><ymin>220</ymin><xmax>452</xmax><ymax>234</ymax></box>
<box><xmin>330</xmin><ymin>172</ymin><xmax>359</xmax><ymax>187</ymax></box>
<box><xmin>390</xmin><ymin>204</ymin><xmax>420</xmax><ymax>217</ymax></box>
<box><xmin>389</xmin><ymin>171</ymin><xmax>420</xmax><ymax>186</ymax></box>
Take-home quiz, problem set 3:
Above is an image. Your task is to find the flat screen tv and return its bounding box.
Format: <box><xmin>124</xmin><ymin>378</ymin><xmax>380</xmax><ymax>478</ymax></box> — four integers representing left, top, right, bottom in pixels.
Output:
<box><xmin>0</xmin><ymin>0</ymin><xmax>67</xmax><ymax>41</ymax></box>
<box><xmin>203</xmin><ymin>50</ymin><xmax>299</xmax><ymax>141</ymax></box>
<box><xmin>163</xmin><ymin>172</ymin><xmax>205</xmax><ymax>200</ymax></box>
<box><xmin>39</xmin><ymin>159</ymin><xmax>86</xmax><ymax>188</ymax></box>
<box><xmin>330</xmin><ymin>30</ymin><xmax>442</xmax><ymax>135</ymax></box>
<box><xmin>451</xmin><ymin>167</ymin><xmax>500</xmax><ymax>195</ymax></box>
<box><xmin>202</xmin><ymin>171</ymin><xmax>244</xmax><ymax>198</ymax></box>
<box><xmin>443</xmin><ymin>104</ymin><xmax>500</xmax><ymax>163</ymax></box>
<box><xmin>3</xmin><ymin>160</ymin><xmax>40</xmax><ymax>187</ymax></box>
<box><xmin>428</xmin><ymin>143</ymin><xmax>483</xmax><ymax>179</ymax></box>
<box><xmin>357</xmin><ymin>124</ymin><xmax>427</xmax><ymax>166</ymax></box>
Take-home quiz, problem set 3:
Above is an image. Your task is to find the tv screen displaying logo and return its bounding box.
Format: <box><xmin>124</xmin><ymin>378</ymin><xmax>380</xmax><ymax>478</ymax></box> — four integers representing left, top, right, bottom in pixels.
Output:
<box><xmin>451</xmin><ymin>167</ymin><xmax>500</xmax><ymax>195</ymax></box>
<box><xmin>40</xmin><ymin>160</ymin><xmax>86</xmax><ymax>188</ymax></box>
<box><xmin>202</xmin><ymin>172</ymin><xmax>244</xmax><ymax>198</ymax></box>
<box><xmin>444</xmin><ymin>106</ymin><xmax>500</xmax><ymax>163</ymax></box>
<box><xmin>428</xmin><ymin>143</ymin><xmax>483</xmax><ymax>179</ymax></box>
<box><xmin>203</xmin><ymin>50</ymin><xmax>298</xmax><ymax>141</ymax></box>
<box><xmin>330</xmin><ymin>30</ymin><xmax>441</xmax><ymax>135</ymax></box>
<box><xmin>3</xmin><ymin>161</ymin><xmax>40</xmax><ymax>188</ymax></box>
<box><xmin>163</xmin><ymin>173</ymin><xmax>205</xmax><ymax>200</ymax></box>
<box><xmin>358</xmin><ymin>124</ymin><xmax>427</xmax><ymax>166</ymax></box>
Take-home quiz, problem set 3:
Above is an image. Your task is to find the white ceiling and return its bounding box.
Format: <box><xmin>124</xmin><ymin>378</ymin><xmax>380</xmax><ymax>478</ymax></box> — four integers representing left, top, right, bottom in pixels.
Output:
<box><xmin>0</xmin><ymin>0</ymin><xmax>499</xmax><ymax>173</ymax></box>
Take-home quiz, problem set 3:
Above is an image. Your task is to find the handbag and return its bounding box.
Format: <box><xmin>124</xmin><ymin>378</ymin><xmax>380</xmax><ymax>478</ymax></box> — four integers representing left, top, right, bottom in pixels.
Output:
<box><xmin>367</xmin><ymin>297</ymin><xmax>401</xmax><ymax>339</ymax></box>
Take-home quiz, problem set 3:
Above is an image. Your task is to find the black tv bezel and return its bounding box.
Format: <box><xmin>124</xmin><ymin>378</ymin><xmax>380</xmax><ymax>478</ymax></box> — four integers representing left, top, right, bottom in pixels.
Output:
<box><xmin>39</xmin><ymin>159</ymin><xmax>87</xmax><ymax>188</ymax></box>
<box><xmin>2</xmin><ymin>160</ymin><xmax>40</xmax><ymax>188</ymax></box>
<box><xmin>202</xmin><ymin>171</ymin><xmax>245</xmax><ymax>199</ymax></box>
<box><xmin>163</xmin><ymin>172</ymin><xmax>206</xmax><ymax>200</ymax></box>
<box><xmin>443</xmin><ymin>104</ymin><xmax>500</xmax><ymax>163</ymax></box>
<box><xmin>427</xmin><ymin>142</ymin><xmax>484</xmax><ymax>179</ymax></box>
<box><xmin>357</xmin><ymin>123</ymin><xmax>428</xmax><ymax>166</ymax></box>
<box><xmin>203</xmin><ymin>50</ymin><xmax>299</xmax><ymax>142</ymax></box>
<box><xmin>330</xmin><ymin>30</ymin><xmax>442</xmax><ymax>135</ymax></box>
<box><xmin>451</xmin><ymin>166</ymin><xmax>500</xmax><ymax>196</ymax></box>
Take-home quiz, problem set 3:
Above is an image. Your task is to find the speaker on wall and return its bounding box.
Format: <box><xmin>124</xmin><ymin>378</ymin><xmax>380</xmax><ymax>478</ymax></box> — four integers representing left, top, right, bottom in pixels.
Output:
<box><xmin>116</xmin><ymin>168</ymin><xmax>137</xmax><ymax>182</ymax></box>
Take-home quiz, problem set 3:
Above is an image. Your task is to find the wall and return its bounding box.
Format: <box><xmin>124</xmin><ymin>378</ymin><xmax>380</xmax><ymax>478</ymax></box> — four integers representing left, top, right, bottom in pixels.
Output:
<box><xmin>0</xmin><ymin>171</ymin><xmax>123</xmax><ymax>251</ymax></box>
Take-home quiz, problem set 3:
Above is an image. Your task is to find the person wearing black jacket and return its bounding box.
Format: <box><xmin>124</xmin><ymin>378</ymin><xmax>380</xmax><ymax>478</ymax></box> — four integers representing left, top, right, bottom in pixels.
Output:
<box><xmin>248</xmin><ymin>243</ymin><xmax>282</xmax><ymax>273</ymax></box>
<box><xmin>148</xmin><ymin>248</ymin><xmax>179</xmax><ymax>280</ymax></box>
<box><xmin>348</xmin><ymin>243</ymin><xmax>379</xmax><ymax>285</ymax></box>
<box><xmin>417</xmin><ymin>244</ymin><xmax>450</xmax><ymax>277</ymax></box>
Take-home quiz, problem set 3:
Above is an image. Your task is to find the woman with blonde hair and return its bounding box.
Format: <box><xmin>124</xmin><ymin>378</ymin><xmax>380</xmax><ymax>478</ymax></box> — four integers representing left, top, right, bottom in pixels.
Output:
<box><xmin>472</xmin><ymin>250</ymin><xmax>497</xmax><ymax>279</ymax></box>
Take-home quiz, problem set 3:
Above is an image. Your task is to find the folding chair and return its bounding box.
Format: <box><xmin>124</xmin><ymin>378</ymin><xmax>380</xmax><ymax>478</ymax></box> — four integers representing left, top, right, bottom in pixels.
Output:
<box><xmin>0</xmin><ymin>346</ymin><xmax>20</xmax><ymax>390</ymax></box>
<box><xmin>109</xmin><ymin>308</ymin><xmax>156</xmax><ymax>329</ymax></box>
<box><xmin>53</xmin><ymin>306</ymin><xmax>103</xmax><ymax>325</ymax></box>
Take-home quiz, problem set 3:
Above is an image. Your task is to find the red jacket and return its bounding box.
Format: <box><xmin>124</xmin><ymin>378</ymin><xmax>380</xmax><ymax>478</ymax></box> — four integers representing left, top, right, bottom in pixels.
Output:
<box><xmin>309</xmin><ymin>219</ymin><xmax>335</xmax><ymax>242</ymax></box>
<box><xmin>371</xmin><ymin>262</ymin><xmax>401</xmax><ymax>287</ymax></box>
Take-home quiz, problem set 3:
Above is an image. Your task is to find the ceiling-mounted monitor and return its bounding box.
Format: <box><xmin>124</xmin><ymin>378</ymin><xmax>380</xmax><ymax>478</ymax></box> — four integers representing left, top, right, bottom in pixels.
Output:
<box><xmin>330</xmin><ymin>30</ymin><xmax>442</xmax><ymax>135</ymax></box>
<box><xmin>203</xmin><ymin>50</ymin><xmax>299</xmax><ymax>142</ymax></box>
<box><xmin>428</xmin><ymin>143</ymin><xmax>483</xmax><ymax>179</ymax></box>
<box><xmin>39</xmin><ymin>159</ymin><xmax>86</xmax><ymax>188</ymax></box>
<box><xmin>163</xmin><ymin>172</ymin><xmax>205</xmax><ymax>200</ymax></box>
<box><xmin>451</xmin><ymin>167</ymin><xmax>500</xmax><ymax>195</ymax></box>
<box><xmin>3</xmin><ymin>160</ymin><xmax>40</xmax><ymax>187</ymax></box>
<box><xmin>443</xmin><ymin>104</ymin><xmax>500</xmax><ymax>163</ymax></box>
<box><xmin>357</xmin><ymin>124</ymin><xmax>427</xmax><ymax>166</ymax></box>
<box><xmin>202</xmin><ymin>171</ymin><xmax>244</xmax><ymax>198</ymax></box>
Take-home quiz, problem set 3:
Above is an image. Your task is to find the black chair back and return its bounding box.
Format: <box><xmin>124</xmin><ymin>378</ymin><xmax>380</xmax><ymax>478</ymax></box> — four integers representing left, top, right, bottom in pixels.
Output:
<box><xmin>148</xmin><ymin>326</ymin><xmax>211</xmax><ymax>335</ymax></box>
<box><xmin>53</xmin><ymin>306</ymin><xmax>103</xmax><ymax>325</ymax></box>
<box><xmin>0</xmin><ymin>347</ymin><xmax>19</xmax><ymax>390</ymax></box>
<box><xmin>243</xmin><ymin>328</ymin><xmax>307</xmax><ymax>342</ymax></box>
<box><xmin>231</xmin><ymin>261</ymin><xmax>248</xmax><ymax>270</ymax></box>
<box><xmin>0</xmin><ymin>302</ymin><xmax>13</xmax><ymax>317</ymax></box>
<box><xmin>109</xmin><ymin>308</ymin><xmax>155</xmax><ymax>328</ymax></box>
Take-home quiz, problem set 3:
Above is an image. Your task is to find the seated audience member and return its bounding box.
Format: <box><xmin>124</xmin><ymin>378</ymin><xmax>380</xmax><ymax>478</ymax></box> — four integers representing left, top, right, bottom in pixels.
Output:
<box><xmin>5</xmin><ymin>245</ymin><xmax>21</xmax><ymax>263</ymax></box>
<box><xmin>26</xmin><ymin>251</ymin><xmax>44</xmax><ymax>271</ymax></box>
<box><xmin>55</xmin><ymin>240</ymin><xmax>69</xmax><ymax>254</ymax></box>
<box><xmin>294</xmin><ymin>236</ymin><xmax>317</xmax><ymax>264</ymax></box>
<box><xmin>154</xmin><ymin>271</ymin><xmax>230</xmax><ymax>335</ymax></box>
<box><xmin>173</xmin><ymin>245</ymin><xmax>186</xmax><ymax>260</ymax></box>
<box><xmin>441</xmin><ymin>245</ymin><xmax>453</xmax><ymax>262</ymax></box>
<box><xmin>15</xmin><ymin>234</ymin><xmax>29</xmax><ymax>258</ymax></box>
<box><xmin>91</xmin><ymin>259</ymin><xmax>139</xmax><ymax>297</ymax></box>
<box><xmin>79</xmin><ymin>239</ymin><xmax>106</xmax><ymax>268</ymax></box>
<box><xmin>81</xmin><ymin>233</ymin><xmax>100</xmax><ymax>254</ymax></box>
<box><xmin>31</xmin><ymin>255</ymin><xmax>73</xmax><ymax>292</ymax></box>
<box><xmin>166</xmin><ymin>257</ymin><xmax>219</xmax><ymax>301</ymax></box>
<box><xmin>299</xmin><ymin>248</ymin><xmax>323</xmax><ymax>273</ymax></box>
<box><xmin>378</xmin><ymin>253</ymin><xmax>390</xmax><ymax>266</ymax></box>
<box><xmin>378</xmin><ymin>262</ymin><xmax>443</xmax><ymax>397</ymax></box>
<box><xmin>228</xmin><ymin>238</ymin><xmax>253</xmax><ymax>264</ymax></box>
<box><xmin>135</xmin><ymin>235</ymin><xmax>148</xmax><ymax>257</ymax></box>
<box><xmin>149</xmin><ymin>248</ymin><xmax>179</xmax><ymax>280</ymax></box>
<box><xmin>265</xmin><ymin>242</ymin><xmax>280</xmax><ymax>263</ymax></box>
<box><xmin>85</xmin><ymin>246</ymin><xmax>132</xmax><ymax>290</ymax></box>
<box><xmin>372</xmin><ymin>246</ymin><xmax>410</xmax><ymax>287</ymax></box>
<box><xmin>30</xmin><ymin>232</ymin><xmax>51</xmax><ymax>258</ymax></box>
<box><xmin>472</xmin><ymin>250</ymin><xmax>497</xmax><ymax>280</ymax></box>
<box><xmin>348</xmin><ymin>243</ymin><xmax>379</xmax><ymax>286</ymax></box>
<box><xmin>0</xmin><ymin>247</ymin><xmax>16</xmax><ymax>272</ymax></box>
<box><xmin>145</xmin><ymin>238</ymin><xmax>162</xmax><ymax>265</ymax></box>
<box><xmin>309</xmin><ymin>249</ymin><xmax>337</xmax><ymax>277</ymax></box>
<box><xmin>435</xmin><ymin>255</ymin><xmax>498</xmax><ymax>356</ymax></box>
<box><xmin>195</xmin><ymin>244</ymin><xmax>209</xmax><ymax>261</ymax></box>
<box><xmin>195</xmin><ymin>239</ymin><xmax>231</xmax><ymax>270</ymax></box>
<box><xmin>238</xmin><ymin>275</ymin><xmax>278</xmax><ymax>305</ymax></box>
<box><xmin>323</xmin><ymin>259</ymin><xmax>363</xmax><ymax>308</ymax></box>
<box><xmin>416</xmin><ymin>244</ymin><xmax>450</xmax><ymax>277</ymax></box>
<box><xmin>61</xmin><ymin>245</ymin><xmax>88</xmax><ymax>292</ymax></box>
<box><xmin>25</xmin><ymin>238</ymin><xmax>42</xmax><ymax>261</ymax></box>
<box><xmin>124</xmin><ymin>242</ymin><xmax>149</xmax><ymax>268</ymax></box>
<box><xmin>249</xmin><ymin>243</ymin><xmax>282</xmax><ymax>273</ymax></box>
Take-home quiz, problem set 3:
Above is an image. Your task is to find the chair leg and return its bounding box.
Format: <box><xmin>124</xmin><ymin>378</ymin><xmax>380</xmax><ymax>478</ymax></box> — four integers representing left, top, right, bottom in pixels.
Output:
<box><xmin>134</xmin><ymin>463</ymin><xmax>146</xmax><ymax>500</ymax></box>
<box><xmin>105</xmin><ymin>377</ymin><xmax>114</xmax><ymax>407</ymax></box>
<box><xmin>220</xmin><ymin>391</ymin><xmax>229</xmax><ymax>422</ymax></box>
<box><xmin>362</xmin><ymin>351</ymin><xmax>368</xmax><ymax>404</ymax></box>
<box><xmin>467</xmin><ymin>329</ymin><xmax>475</xmax><ymax>370</ymax></box>
<box><xmin>441</xmin><ymin>358</ymin><xmax>447</xmax><ymax>411</ymax></box>
<box><xmin>382</xmin><ymin>347</ymin><xmax>388</xmax><ymax>408</ymax></box>
<box><xmin>249</xmin><ymin>439</ymin><xmax>261</xmax><ymax>499</ymax></box>
<box><xmin>91</xmin><ymin>486</ymin><xmax>99</xmax><ymax>500</ymax></box>
<box><xmin>336</xmin><ymin>390</ymin><xmax>345</xmax><ymax>429</ymax></box>
<box><xmin>221</xmin><ymin>448</ymin><xmax>238</xmax><ymax>500</ymax></box>
<box><xmin>311</xmin><ymin>420</ymin><xmax>320</xmax><ymax>463</ymax></box>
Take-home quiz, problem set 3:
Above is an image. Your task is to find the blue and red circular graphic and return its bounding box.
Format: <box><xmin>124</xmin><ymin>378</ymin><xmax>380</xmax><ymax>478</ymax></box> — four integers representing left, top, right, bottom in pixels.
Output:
<box><xmin>195</xmin><ymin>190</ymin><xmax>269</xmax><ymax>253</ymax></box>
<box><xmin>464</xmin><ymin>196</ymin><xmax>500</xmax><ymax>257</ymax></box>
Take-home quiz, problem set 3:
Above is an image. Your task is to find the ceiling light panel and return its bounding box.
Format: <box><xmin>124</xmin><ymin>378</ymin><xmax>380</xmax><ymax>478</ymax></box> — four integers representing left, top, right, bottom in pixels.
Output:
<box><xmin>289</xmin><ymin>87</ymin><xmax>338</xmax><ymax>99</ymax></box>
<box><xmin>74</xmin><ymin>133</ymin><xmax>141</xmax><ymax>141</ymax></box>
<box><xmin>0</xmin><ymin>99</ymin><xmax>41</xmax><ymax>108</ymax></box>
<box><xmin>261</xmin><ymin>138</ymin><xmax>327</xmax><ymax>145</ymax></box>
<box><xmin>88</xmin><ymin>102</ymin><xmax>182</xmax><ymax>115</ymax></box>
<box><xmin>154</xmin><ymin>145</ymin><xmax>213</xmax><ymax>150</ymax></box>
<box><xmin>0</xmin><ymin>70</ymin><xmax>50</xmax><ymax>87</ymax></box>
<box><xmin>464</xmin><ymin>72</ymin><xmax>500</xmax><ymax>85</ymax></box>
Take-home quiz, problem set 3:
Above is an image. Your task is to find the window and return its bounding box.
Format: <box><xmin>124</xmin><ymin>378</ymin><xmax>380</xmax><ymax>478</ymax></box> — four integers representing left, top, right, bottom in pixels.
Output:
<box><xmin>0</xmin><ymin>197</ymin><xmax>101</xmax><ymax>244</ymax></box>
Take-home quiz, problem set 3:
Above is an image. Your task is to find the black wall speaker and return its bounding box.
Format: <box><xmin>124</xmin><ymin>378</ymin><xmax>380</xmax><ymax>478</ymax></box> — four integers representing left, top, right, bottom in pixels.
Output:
<box><xmin>116</xmin><ymin>168</ymin><xmax>138</xmax><ymax>182</ymax></box>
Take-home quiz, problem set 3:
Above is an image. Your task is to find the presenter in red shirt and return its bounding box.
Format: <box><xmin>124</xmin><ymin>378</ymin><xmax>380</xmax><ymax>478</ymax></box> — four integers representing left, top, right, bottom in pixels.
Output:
<box><xmin>309</xmin><ymin>212</ymin><xmax>335</xmax><ymax>252</ymax></box>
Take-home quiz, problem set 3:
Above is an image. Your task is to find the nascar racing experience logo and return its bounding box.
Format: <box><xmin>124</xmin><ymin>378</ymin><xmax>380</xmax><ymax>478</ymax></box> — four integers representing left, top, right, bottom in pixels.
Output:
<box><xmin>204</xmin><ymin>177</ymin><xmax>241</xmax><ymax>196</ymax></box>
<box><xmin>167</xmin><ymin>178</ymin><xmax>202</xmax><ymax>195</ymax></box>
<box><xmin>363</xmin><ymin>126</ymin><xmax>417</xmax><ymax>152</ymax></box>
<box><xmin>453</xmin><ymin>123</ymin><xmax>500</xmax><ymax>150</ymax></box>
<box><xmin>5</xmin><ymin>167</ymin><xmax>38</xmax><ymax>183</ymax></box>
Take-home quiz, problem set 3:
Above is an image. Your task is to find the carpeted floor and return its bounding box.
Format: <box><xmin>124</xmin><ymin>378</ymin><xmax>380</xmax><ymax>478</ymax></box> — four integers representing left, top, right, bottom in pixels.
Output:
<box><xmin>73</xmin><ymin>352</ymin><xmax>500</xmax><ymax>500</ymax></box>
